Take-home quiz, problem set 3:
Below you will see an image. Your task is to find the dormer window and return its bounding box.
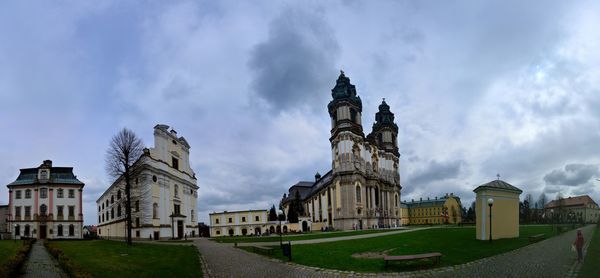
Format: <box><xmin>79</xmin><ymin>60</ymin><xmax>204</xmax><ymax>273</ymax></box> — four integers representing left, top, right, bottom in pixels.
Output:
<box><xmin>172</xmin><ymin>157</ymin><xmax>179</xmax><ymax>170</ymax></box>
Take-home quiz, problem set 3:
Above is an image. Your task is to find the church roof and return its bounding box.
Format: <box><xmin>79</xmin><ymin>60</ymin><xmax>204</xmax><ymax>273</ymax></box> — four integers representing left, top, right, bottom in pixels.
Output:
<box><xmin>7</xmin><ymin>162</ymin><xmax>84</xmax><ymax>187</ymax></box>
<box><xmin>473</xmin><ymin>179</ymin><xmax>522</xmax><ymax>193</ymax></box>
<box><xmin>282</xmin><ymin>170</ymin><xmax>334</xmax><ymax>204</ymax></box>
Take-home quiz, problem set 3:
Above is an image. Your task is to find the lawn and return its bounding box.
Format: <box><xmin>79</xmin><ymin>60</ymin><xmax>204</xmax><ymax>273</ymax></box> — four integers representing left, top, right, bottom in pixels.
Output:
<box><xmin>579</xmin><ymin>224</ymin><xmax>599</xmax><ymax>278</ymax></box>
<box><xmin>213</xmin><ymin>228</ymin><xmax>396</xmax><ymax>243</ymax></box>
<box><xmin>46</xmin><ymin>240</ymin><xmax>202</xmax><ymax>278</ymax></box>
<box><xmin>0</xmin><ymin>241</ymin><xmax>22</xmax><ymax>265</ymax></box>
<box><xmin>247</xmin><ymin>225</ymin><xmax>555</xmax><ymax>272</ymax></box>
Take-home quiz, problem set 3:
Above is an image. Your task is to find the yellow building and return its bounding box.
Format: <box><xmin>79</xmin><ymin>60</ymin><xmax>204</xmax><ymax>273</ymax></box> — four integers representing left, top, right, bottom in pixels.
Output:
<box><xmin>474</xmin><ymin>179</ymin><xmax>522</xmax><ymax>240</ymax></box>
<box><xmin>404</xmin><ymin>194</ymin><xmax>462</xmax><ymax>225</ymax></box>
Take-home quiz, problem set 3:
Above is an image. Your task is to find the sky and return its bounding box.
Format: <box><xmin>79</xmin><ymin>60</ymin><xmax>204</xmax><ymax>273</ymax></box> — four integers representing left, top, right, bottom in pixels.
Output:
<box><xmin>1</xmin><ymin>0</ymin><xmax>600</xmax><ymax>225</ymax></box>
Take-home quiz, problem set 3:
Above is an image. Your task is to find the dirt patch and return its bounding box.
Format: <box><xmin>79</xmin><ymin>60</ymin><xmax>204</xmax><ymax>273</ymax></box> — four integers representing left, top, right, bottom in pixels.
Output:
<box><xmin>351</xmin><ymin>248</ymin><xmax>396</xmax><ymax>259</ymax></box>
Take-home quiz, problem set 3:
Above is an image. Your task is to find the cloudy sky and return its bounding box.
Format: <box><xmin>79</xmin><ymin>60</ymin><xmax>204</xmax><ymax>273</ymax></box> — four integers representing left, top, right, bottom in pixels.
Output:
<box><xmin>1</xmin><ymin>0</ymin><xmax>600</xmax><ymax>225</ymax></box>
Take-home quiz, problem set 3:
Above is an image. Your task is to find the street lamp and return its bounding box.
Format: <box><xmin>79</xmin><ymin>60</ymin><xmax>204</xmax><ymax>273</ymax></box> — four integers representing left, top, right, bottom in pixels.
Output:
<box><xmin>14</xmin><ymin>224</ymin><xmax>17</xmax><ymax>243</ymax></box>
<box><xmin>487</xmin><ymin>198</ymin><xmax>494</xmax><ymax>243</ymax></box>
<box><xmin>278</xmin><ymin>209</ymin><xmax>284</xmax><ymax>247</ymax></box>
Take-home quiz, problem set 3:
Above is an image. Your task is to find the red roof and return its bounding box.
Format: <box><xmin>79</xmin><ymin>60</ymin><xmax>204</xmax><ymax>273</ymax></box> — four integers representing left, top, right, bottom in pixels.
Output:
<box><xmin>545</xmin><ymin>195</ymin><xmax>597</xmax><ymax>209</ymax></box>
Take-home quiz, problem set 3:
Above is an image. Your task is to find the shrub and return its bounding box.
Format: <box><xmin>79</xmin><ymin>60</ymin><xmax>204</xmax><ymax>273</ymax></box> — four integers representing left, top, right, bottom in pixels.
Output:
<box><xmin>44</xmin><ymin>241</ymin><xmax>92</xmax><ymax>278</ymax></box>
<box><xmin>0</xmin><ymin>239</ymin><xmax>35</xmax><ymax>278</ymax></box>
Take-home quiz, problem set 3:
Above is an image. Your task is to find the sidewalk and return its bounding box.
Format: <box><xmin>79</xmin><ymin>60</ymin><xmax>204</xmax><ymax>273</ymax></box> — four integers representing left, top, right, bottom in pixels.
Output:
<box><xmin>20</xmin><ymin>241</ymin><xmax>67</xmax><ymax>278</ymax></box>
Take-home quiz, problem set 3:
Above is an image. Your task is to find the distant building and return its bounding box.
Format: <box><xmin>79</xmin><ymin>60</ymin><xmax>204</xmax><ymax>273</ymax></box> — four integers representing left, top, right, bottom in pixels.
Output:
<box><xmin>281</xmin><ymin>72</ymin><xmax>402</xmax><ymax>231</ymax></box>
<box><xmin>474</xmin><ymin>179</ymin><xmax>522</xmax><ymax>240</ymax></box>
<box><xmin>198</xmin><ymin>222</ymin><xmax>210</xmax><ymax>237</ymax></box>
<box><xmin>97</xmin><ymin>125</ymin><xmax>199</xmax><ymax>240</ymax></box>
<box><xmin>0</xmin><ymin>205</ymin><xmax>8</xmax><ymax>239</ymax></box>
<box><xmin>7</xmin><ymin>160</ymin><xmax>85</xmax><ymax>239</ymax></box>
<box><xmin>545</xmin><ymin>195</ymin><xmax>600</xmax><ymax>223</ymax></box>
<box><xmin>404</xmin><ymin>194</ymin><xmax>462</xmax><ymax>225</ymax></box>
<box><xmin>83</xmin><ymin>225</ymin><xmax>97</xmax><ymax>238</ymax></box>
<box><xmin>209</xmin><ymin>210</ymin><xmax>286</xmax><ymax>237</ymax></box>
<box><xmin>399</xmin><ymin>203</ymin><xmax>409</xmax><ymax>226</ymax></box>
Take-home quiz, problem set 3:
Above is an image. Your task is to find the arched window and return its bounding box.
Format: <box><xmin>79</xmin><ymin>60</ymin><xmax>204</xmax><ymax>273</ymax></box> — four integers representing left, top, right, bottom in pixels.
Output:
<box><xmin>58</xmin><ymin>225</ymin><xmax>63</xmax><ymax>236</ymax></box>
<box><xmin>24</xmin><ymin>225</ymin><xmax>30</xmax><ymax>236</ymax></box>
<box><xmin>356</xmin><ymin>185</ymin><xmax>361</xmax><ymax>203</ymax></box>
<box><xmin>40</xmin><ymin>204</ymin><xmax>47</xmax><ymax>215</ymax></box>
<box><xmin>350</xmin><ymin>108</ymin><xmax>357</xmax><ymax>123</ymax></box>
<box><xmin>174</xmin><ymin>185</ymin><xmax>179</xmax><ymax>198</ymax></box>
<box><xmin>111</xmin><ymin>195</ymin><xmax>114</xmax><ymax>204</ymax></box>
<box><xmin>117</xmin><ymin>190</ymin><xmax>121</xmax><ymax>200</ymax></box>
<box><xmin>69</xmin><ymin>224</ymin><xmax>74</xmax><ymax>236</ymax></box>
<box><xmin>135</xmin><ymin>201</ymin><xmax>139</xmax><ymax>212</ymax></box>
<box><xmin>15</xmin><ymin>225</ymin><xmax>20</xmax><ymax>236</ymax></box>
<box><xmin>395</xmin><ymin>195</ymin><xmax>399</xmax><ymax>207</ymax></box>
<box><xmin>153</xmin><ymin>203</ymin><xmax>158</xmax><ymax>219</ymax></box>
<box><xmin>111</xmin><ymin>208</ymin><xmax>114</xmax><ymax>219</ymax></box>
<box><xmin>117</xmin><ymin>205</ymin><xmax>122</xmax><ymax>217</ymax></box>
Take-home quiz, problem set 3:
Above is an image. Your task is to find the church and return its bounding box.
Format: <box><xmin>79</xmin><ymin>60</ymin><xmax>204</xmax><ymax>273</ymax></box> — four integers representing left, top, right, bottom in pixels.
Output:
<box><xmin>282</xmin><ymin>72</ymin><xmax>402</xmax><ymax>231</ymax></box>
<box><xmin>96</xmin><ymin>125</ymin><xmax>199</xmax><ymax>240</ymax></box>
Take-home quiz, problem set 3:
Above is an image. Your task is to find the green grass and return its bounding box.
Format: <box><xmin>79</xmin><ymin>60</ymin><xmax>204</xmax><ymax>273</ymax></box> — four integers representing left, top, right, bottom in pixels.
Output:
<box><xmin>213</xmin><ymin>228</ymin><xmax>397</xmax><ymax>243</ymax></box>
<box><xmin>247</xmin><ymin>225</ymin><xmax>555</xmax><ymax>272</ymax></box>
<box><xmin>0</xmin><ymin>241</ymin><xmax>22</xmax><ymax>265</ymax></box>
<box><xmin>46</xmin><ymin>240</ymin><xmax>202</xmax><ymax>277</ymax></box>
<box><xmin>579</xmin><ymin>224</ymin><xmax>599</xmax><ymax>278</ymax></box>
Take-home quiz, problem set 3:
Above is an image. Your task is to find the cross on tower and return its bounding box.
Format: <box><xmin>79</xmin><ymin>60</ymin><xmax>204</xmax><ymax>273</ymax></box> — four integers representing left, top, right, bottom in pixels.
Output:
<box><xmin>497</xmin><ymin>173</ymin><xmax>501</xmax><ymax>180</ymax></box>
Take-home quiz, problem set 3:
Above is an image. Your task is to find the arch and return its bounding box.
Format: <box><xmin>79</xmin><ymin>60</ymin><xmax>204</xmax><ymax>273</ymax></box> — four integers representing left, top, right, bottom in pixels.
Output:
<box><xmin>24</xmin><ymin>225</ymin><xmax>30</xmax><ymax>237</ymax></box>
<box><xmin>269</xmin><ymin>226</ymin><xmax>275</xmax><ymax>234</ymax></box>
<box><xmin>117</xmin><ymin>189</ymin><xmax>122</xmax><ymax>200</ymax></box>
<box><xmin>283</xmin><ymin>226</ymin><xmax>288</xmax><ymax>233</ymax></box>
<box><xmin>254</xmin><ymin>227</ymin><xmax>261</xmax><ymax>235</ymax></box>
<box><xmin>111</xmin><ymin>195</ymin><xmax>114</xmax><ymax>204</ymax></box>
<box><xmin>276</xmin><ymin>225</ymin><xmax>281</xmax><ymax>234</ymax></box>
<box><xmin>355</xmin><ymin>184</ymin><xmax>362</xmax><ymax>203</ymax></box>
<box><xmin>117</xmin><ymin>205</ymin><xmax>122</xmax><ymax>217</ymax></box>
<box><xmin>228</xmin><ymin>229</ymin><xmax>234</xmax><ymax>236</ymax></box>
<box><xmin>69</xmin><ymin>224</ymin><xmax>75</xmax><ymax>236</ymax></box>
<box><xmin>241</xmin><ymin>228</ymin><xmax>248</xmax><ymax>236</ymax></box>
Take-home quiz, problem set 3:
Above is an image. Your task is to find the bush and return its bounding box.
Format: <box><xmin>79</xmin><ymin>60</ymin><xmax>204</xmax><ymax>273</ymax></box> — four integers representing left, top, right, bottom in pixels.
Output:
<box><xmin>0</xmin><ymin>239</ymin><xmax>35</xmax><ymax>278</ymax></box>
<box><xmin>44</xmin><ymin>241</ymin><xmax>92</xmax><ymax>278</ymax></box>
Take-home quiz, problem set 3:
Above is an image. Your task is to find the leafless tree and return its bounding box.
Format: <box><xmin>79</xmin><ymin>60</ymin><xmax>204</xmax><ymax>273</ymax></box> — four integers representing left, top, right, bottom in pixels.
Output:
<box><xmin>106</xmin><ymin>128</ymin><xmax>144</xmax><ymax>245</ymax></box>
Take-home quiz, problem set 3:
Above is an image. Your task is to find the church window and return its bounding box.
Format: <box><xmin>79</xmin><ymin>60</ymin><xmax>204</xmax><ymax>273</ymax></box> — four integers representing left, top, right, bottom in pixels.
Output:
<box><xmin>117</xmin><ymin>205</ymin><xmax>122</xmax><ymax>217</ymax></box>
<box><xmin>111</xmin><ymin>195</ymin><xmax>114</xmax><ymax>204</ymax></box>
<box><xmin>15</xmin><ymin>225</ymin><xmax>20</xmax><ymax>236</ymax></box>
<box><xmin>38</xmin><ymin>188</ymin><xmax>46</xmax><ymax>199</ymax></box>
<box><xmin>58</xmin><ymin>225</ymin><xmax>63</xmax><ymax>236</ymax></box>
<box><xmin>25</xmin><ymin>189</ymin><xmax>32</xmax><ymax>199</ymax></box>
<box><xmin>356</xmin><ymin>186</ymin><xmax>361</xmax><ymax>203</ymax></box>
<box><xmin>153</xmin><ymin>203</ymin><xmax>159</xmax><ymax>219</ymax></box>
<box><xmin>69</xmin><ymin>224</ymin><xmax>74</xmax><ymax>236</ymax></box>
<box><xmin>57</xmin><ymin>189</ymin><xmax>64</xmax><ymax>198</ymax></box>
<box><xmin>136</xmin><ymin>201</ymin><xmax>140</xmax><ymax>212</ymax></box>
<box><xmin>111</xmin><ymin>208</ymin><xmax>114</xmax><ymax>219</ymax></box>
<box><xmin>215</xmin><ymin>218</ymin><xmax>219</xmax><ymax>224</ymax></box>
<box><xmin>174</xmin><ymin>185</ymin><xmax>179</xmax><ymax>198</ymax></box>
<box><xmin>255</xmin><ymin>216</ymin><xmax>260</xmax><ymax>221</ymax></box>
<box><xmin>378</xmin><ymin>133</ymin><xmax>383</xmax><ymax>145</ymax></box>
<box><xmin>172</xmin><ymin>157</ymin><xmax>179</xmax><ymax>170</ymax></box>
<box><xmin>117</xmin><ymin>190</ymin><xmax>121</xmax><ymax>200</ymax></box>
<box><xmin>40</xmin><ymin>204</ymin><xmax>47</xmax><ymax>215</ymax></box>
<box><xmin>350</xmin><ymin>108</ymin><xmax>357</xmax><ymax>123</ymax></box>
<box><xmin>242</xmin><ymin>216</ymin><xmax>246</xmax><ymax>222</ymax></box>
<box><xmin>228</xmin><ymin>217</ymin><xmax>232</xmax><ymax>223</ymax></box>
<box><xmin>152</xmin><ymin>175</ymin><xmax>157</xmax><ymax>182</ymax></box>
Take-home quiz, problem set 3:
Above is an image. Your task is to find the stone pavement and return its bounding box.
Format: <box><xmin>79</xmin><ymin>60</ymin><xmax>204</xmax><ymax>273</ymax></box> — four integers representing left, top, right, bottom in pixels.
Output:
<box><xmin>196</xmin><ymin>225</ymin><xmax>596</xmax><ymax>278</ymax></box>
<box><xmin>20</xmin><ymin>240</ymin><xmax>67</xmax><ymax>278</ymax></box>
<box><xmin>237</xmin><ymin>227</ymin><xmax>433</xmax><ymax>247</ymax></box>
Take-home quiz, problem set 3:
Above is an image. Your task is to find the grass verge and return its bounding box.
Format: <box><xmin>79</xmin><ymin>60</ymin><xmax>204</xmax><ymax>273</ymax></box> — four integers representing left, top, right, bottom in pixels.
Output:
<box><xmin>45</xmin><ymin>240</ymin><xmax>202</xmax><ymax>278</ymax></box>
<box><xmin>578</xmin><ymin>224</ymin><xmax>599</xmax><ymax>278</ymax></box>
<box><xmin>0</xmin><ymin>239</ymin><xmax>34</xmax><ymax>278</ymax></box>
<box><xmin>246</xmin><ymin>225</ymin><xmax>555</xmax><ymax>272</ymax></box>
<box><xmin>213</xmin><ymin>228</ymin><xmax>400</xmax><ymax>243</ymax></box>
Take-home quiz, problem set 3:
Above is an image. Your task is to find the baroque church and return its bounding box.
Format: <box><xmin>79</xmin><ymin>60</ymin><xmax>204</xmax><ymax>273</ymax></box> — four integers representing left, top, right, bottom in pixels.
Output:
<box><xmin>282</xmin><ymin>72</ymin><xmax>402</xmax><ymax>231</ymax></box>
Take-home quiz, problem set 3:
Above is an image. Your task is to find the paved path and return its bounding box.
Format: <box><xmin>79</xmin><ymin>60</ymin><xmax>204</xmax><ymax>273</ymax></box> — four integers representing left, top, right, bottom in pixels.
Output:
<box><xmin>195</xmin><ymin>225</ymin><xmax>596</xmax><ymax>278</ymax></box>
<box><xmin>237</xmin><ymin>227</ymin><xmax>432</xmax><ymax>247</ymax></box>
<box><xmin>20</xmin><ymin>241</ymin><xmax>67</xmax><ymax>278</ymax></box>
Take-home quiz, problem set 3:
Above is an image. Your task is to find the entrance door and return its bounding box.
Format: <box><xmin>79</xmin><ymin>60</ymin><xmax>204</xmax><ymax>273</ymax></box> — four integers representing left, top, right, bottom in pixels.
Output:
<box><xmin>40</xmin><ymin>225</ymin><xmax>47</xmax><ymax>239</ymax></box>
<box><xmin>358</xmin><ymin>220</ymin><xmax>363</xmax><ymax>230</ymax></box>
<box><xmin>177</xmin><ymin>221</ymin><xmax>184</xmax><ymax>239</ymax></box>
<box><xmin>302</xmin><ymin>221</ymin><xmax>308</xmax><ymax>232</ymax></box>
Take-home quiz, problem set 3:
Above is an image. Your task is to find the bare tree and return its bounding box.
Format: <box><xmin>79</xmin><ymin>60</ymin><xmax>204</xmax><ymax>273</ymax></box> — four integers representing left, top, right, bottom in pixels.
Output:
<box><xmin>106</xmin><ymin>128</ymin><xmax>144</xmax><ymax>245</ymax></box>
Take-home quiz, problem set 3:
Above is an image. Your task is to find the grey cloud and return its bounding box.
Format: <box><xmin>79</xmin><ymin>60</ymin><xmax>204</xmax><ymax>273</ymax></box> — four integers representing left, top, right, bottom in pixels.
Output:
<box><xmin>248</xmin><ymin>8</ymin><xmax>339</xmax><ymax>111</ymax></box>
<box><xmin>407</xmin><ymin>160</ymin><xmax>464</xmax><ymax>186</ymax></box>
<box><xmin>543</xmin><ymin>164</ymin><xmax>599</xmax><ymax>186</ymax></box>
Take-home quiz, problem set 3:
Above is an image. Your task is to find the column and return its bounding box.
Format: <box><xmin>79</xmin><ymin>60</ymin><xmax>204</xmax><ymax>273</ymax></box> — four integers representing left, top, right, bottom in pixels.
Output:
<box><xmin>79</xmin><ymin>188</ymin><xmax>83</xmax><ymax>220</ymax></box>
<box><xmin>49</xmin><ymin>188</ymin><xmax>54</xmax><ymax>216</ymax></box>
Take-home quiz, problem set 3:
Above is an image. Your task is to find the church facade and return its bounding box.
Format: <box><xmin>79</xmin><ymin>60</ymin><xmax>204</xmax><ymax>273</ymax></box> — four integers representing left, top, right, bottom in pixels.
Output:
<box><xmin>97</xmin><ymin>125</ymin><xmax>199</xmax><ymax>240</ymax></box>
<box><xmin>282</xmin><ymin>72</ymin><xmax>402</xmax><ymax>231</ymax></box>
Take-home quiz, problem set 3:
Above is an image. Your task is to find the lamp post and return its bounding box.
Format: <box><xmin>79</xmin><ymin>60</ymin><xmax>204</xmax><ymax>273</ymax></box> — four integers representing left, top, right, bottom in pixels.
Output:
<box><xmin>278</xmin><ymin>209</ymin><xmax>284</xmax><ymax>247</ymax></box>
<box><xmin>14</xmin><ymin>224</ymin><xmax>17</xmax><ymax>243</ymax></box>
<box><xmin>487</xmin><ymin>198</ymin><xmax>494</xmax><ymax>243</ymax></box>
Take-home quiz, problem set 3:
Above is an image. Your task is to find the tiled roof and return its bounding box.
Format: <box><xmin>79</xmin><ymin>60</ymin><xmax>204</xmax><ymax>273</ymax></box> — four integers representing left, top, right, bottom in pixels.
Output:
<box><xmin>283</xmin><ymin>170</ymin><xmax>334</xmax><ymax>203</ymax></box>
<box><xmin>545</xmin><ymin>195</ymin><xmax>597</xmax><ymax>209</ymax></box>
<box><xmin>8</xmin><ymin>167</ymin><xmax>84</xmax><ymax>186</ymax></box>
<box><xmin>404</xmin><ymin>195</ymin><xmax>460</xmax><ymax>208</ymax></box>
<box><xmin>473</xmin><ymin>179</ymin><xmax>522</xmax><ymax>193</ymax></box>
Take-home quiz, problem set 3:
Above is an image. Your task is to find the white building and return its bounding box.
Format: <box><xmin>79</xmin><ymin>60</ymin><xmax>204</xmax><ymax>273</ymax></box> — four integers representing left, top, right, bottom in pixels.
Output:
<box><xmin>7</xmin><ymin>160</ymin><xmax>85</xmax><ymax>239</ymax></box>
<box><xmin>97</xmin><ymin>124</ymin><xmax>199</xmax><ymax>240</ymax></box>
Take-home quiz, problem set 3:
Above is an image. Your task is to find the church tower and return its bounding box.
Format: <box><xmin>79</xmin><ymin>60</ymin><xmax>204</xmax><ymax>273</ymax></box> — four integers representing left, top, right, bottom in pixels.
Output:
<box><xmin>367</xmin><ymin>99</ymin><xmax>399</xmax><ymax>156</ymax></box>
<box><xmin>328</xmin><ymin>71</ymin><xmax>364</xmax><ymax>141</ymax></box>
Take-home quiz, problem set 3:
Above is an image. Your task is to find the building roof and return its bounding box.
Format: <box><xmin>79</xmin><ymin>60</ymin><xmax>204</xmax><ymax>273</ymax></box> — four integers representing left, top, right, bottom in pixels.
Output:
<box><xmin>7</xmin><ymin>161</ymin><xmax>84</xmax><ymax>187</ymax></box>
<box><xmin>282</xmin><ymin>170</ymin><xmax>334</xmax><ymax>204</ymax></box>
<box><xmin>473</xmin><ymin>179</ymin><xmax>522</xmax><ymax>193</ymax></box>
<box><xmin>545</xmin><ymin>195</ymin><xmax>598</xmax><ymax>209</ymax></box>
